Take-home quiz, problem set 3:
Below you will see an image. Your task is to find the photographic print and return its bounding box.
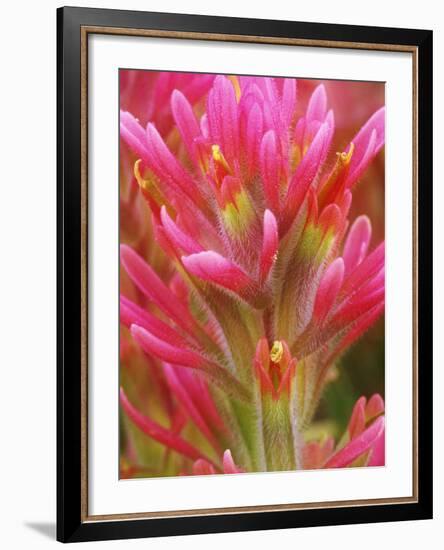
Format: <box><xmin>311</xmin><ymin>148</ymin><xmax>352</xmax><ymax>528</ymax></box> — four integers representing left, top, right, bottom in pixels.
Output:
<box><xmin>58</xmin><ymin>8</ymin><xmax>433</xmax><ymax>541</ymax></box>
<box><xmin>118</xmin><ymin>71</ymin><xmax>385</xmax><ymax>479</ymax></box>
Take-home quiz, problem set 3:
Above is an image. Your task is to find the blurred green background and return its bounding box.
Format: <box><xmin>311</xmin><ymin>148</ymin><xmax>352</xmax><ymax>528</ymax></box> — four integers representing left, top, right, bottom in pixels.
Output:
<box><xmin>315</xmin><ymin>318</ymin><xmax>385</xmax><ymax>436</ymax></box>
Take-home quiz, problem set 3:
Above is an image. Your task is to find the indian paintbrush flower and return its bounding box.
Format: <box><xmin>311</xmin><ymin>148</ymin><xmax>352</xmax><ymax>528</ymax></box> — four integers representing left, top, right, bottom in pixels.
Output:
<box><xmin>119</xmin><ymin>74</ymin><xmax>385</xmax><ymax>476</ymax></box>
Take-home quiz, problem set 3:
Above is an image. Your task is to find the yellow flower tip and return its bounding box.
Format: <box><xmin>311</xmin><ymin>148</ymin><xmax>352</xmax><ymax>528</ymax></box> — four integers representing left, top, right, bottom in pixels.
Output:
<box><xmin>337</xmin><ymin>142</ymin><xmax>355</xmax><ymax>166</ymax></box>
<box><xmin>228</xmin><ymin>75</ymin><xmax>241</xmax><ymax>102</ymax></box>
<box><xmin>270</xmin><ymin>340</ymin><xmax>284</xmax><ymax>363</ymax></box>
<box><xmin>212</xmin><ymin>144</ymin><xmax>222</xmax><ymax>161</ymax></box>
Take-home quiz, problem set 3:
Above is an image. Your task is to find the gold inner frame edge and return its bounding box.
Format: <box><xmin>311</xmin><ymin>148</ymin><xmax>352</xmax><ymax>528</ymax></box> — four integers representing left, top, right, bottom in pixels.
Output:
<box><xmin>79</xmin><ymin>25</ymin><xmax>419</xmax><ymax>523</ymax></box>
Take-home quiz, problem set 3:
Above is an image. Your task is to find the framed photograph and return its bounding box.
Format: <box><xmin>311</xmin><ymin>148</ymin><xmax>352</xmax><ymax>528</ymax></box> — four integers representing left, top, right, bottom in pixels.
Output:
<box><xmin>57</xmin><ymin>6</ymin><xmax>433</xmax><ymax>543</ymax></box>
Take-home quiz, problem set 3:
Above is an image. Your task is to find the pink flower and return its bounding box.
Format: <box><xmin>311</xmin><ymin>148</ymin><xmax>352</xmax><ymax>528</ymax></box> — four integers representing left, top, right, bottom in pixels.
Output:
<box><xmin>119</xmin><ymin>74</ymin><xmax>385</xmax><ymax>476</ymax></box>
<box><xmin>304</xmin><ymin>394</ymin><xmax>385</xmax><ymax>469</ymax></box>
<box><xmin>120</xmin><ymin>70</ymin><xmax>215</xmax><ymax>134</ymax></box>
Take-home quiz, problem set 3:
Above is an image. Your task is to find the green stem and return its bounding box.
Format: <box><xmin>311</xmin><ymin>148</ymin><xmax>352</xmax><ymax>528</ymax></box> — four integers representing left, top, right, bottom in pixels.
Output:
<box><xmin>262</xmin><ymin>395</ymin><xmax>296</xmax><ymax>471</ymax></box>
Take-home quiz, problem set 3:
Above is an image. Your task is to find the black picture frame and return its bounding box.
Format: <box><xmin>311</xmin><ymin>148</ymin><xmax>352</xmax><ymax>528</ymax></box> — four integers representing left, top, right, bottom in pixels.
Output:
<box><xmin>57</xmin><ymin>5</ymin><xmax>433</xmax><ymax>543</ymax></box>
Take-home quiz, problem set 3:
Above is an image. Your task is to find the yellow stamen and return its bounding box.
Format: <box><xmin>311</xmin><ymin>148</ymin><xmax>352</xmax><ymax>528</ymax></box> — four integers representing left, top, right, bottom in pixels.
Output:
<box><xmin>337</xmin><ymin>142</ymin><xmax>355</xmax><ymax>165</ymax></box>
<box><xmin>134</xmin><ymin>159</ymin><xmax>166</xmax><ymax>206</ymax></box>
<box><xmin>318</xmin><ymin>143</ymin><xmax>355</xmax><ymax>209</ymax></box>
<box><xmin>212</xmin><ymin>144</ymin><xmax>231</xmax><ymax>173</ymax></box>
<box><xmin>290</xmin><ymin>144</ymin><xmax>302</xmax><ymax>172</ymax></box>
<box><xmin>270</xmin><ymin>340</ymin><xmax>284</xmax><ymax>363</ymax></box>
<box><xmin>134</xmin><ymin>159</ymin><xmax>149</xmax><ymax>190</ymax></box>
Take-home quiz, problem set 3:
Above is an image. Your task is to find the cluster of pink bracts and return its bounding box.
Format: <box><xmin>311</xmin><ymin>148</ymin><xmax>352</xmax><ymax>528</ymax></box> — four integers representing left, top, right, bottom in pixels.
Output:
<box><xmin>119</xmin><ymin>72</ymin><xmax>385</xmax><ymax>477</ymax></box>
